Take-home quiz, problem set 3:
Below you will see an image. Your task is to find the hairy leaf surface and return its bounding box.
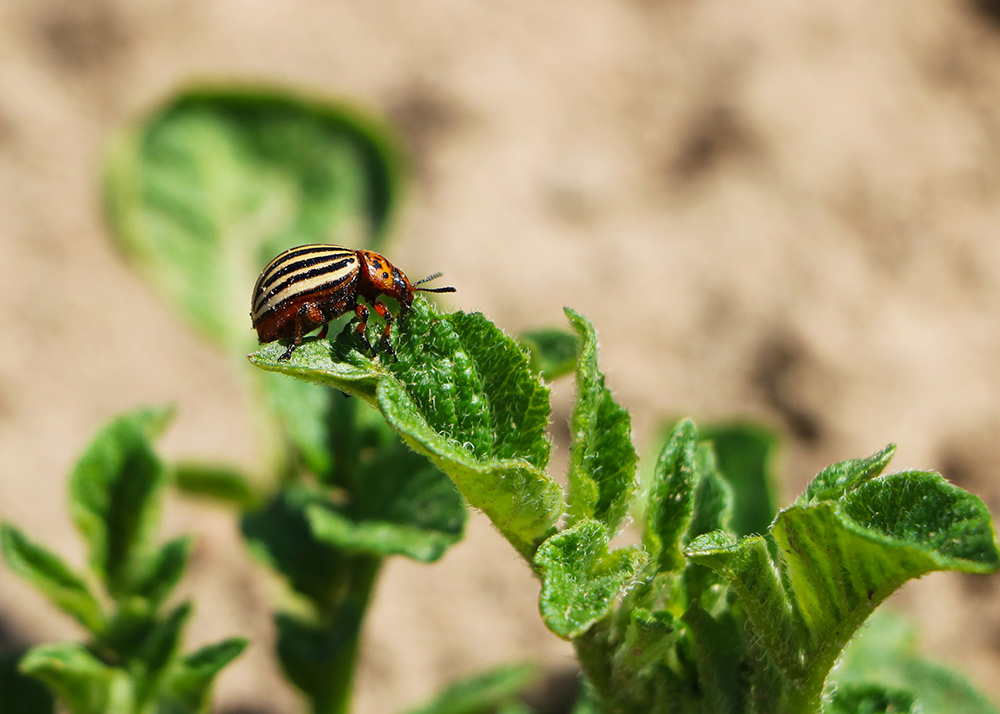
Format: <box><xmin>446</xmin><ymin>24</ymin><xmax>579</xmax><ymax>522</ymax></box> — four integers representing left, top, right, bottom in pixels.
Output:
<box><xmin>564</xmin><ymin>309</ymin><xmax>636</xmax><ymax>535</ymax></box>
<box><xmin>250</xmin><ymin>299</ymin><xmax>564</xmax><ymax>559</ymax></box>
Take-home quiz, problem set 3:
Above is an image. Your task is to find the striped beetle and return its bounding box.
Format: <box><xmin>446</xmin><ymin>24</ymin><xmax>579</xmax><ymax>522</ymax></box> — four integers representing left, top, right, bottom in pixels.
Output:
<box><xmin>251</xmin><ymin>244</ymin><xmax>456</xmax><ymax>361</ymax></box>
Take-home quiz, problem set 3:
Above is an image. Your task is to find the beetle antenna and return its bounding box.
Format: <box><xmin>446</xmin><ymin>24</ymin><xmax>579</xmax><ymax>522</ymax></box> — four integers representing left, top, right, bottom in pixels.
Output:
<box><xmin>412</xmin><ymin>272</ymin><xmax>457</xmax><ymax>293</ymax></box>
<box><xmin>412</xmin><ymin>272</ymin><xmax>443</xmax><ymax>286</ymax></box>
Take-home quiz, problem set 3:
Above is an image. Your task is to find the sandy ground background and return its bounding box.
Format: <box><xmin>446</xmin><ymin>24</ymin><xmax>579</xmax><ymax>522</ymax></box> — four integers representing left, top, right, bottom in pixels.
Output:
<box><xmin>2</xmin><ymin>1</ymin><xmax>1000</xmax><ymax>712</ymax></box>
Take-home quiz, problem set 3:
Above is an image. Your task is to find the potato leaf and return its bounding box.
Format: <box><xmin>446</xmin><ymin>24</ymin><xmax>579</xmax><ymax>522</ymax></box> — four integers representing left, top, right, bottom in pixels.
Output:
<box><xmin>250</xmin><ymin>299</ymin><xmax>564</xmax><ymax>560</ymax></box>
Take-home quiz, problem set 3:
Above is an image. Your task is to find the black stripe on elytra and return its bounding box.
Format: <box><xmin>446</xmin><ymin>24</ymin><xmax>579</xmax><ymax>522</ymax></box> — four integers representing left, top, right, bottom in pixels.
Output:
<box><xmin>254</xmin><ymin>245</ymin><xmax>343</xmax><ymax>293</ymax></box>
<box><xmin>258</xmin><ymin>256</ymin><xmax>355</xmax><ymax>302</ymax></box>
<box><xmin>258</xmin><ymin>244</ymin><xmax>346</xmax><ymax>277</ymax></box>
<box><xmin>258</xmin><ymin>251</ymin><xmax>355</xmax><ymax>293</ymax></box>
<box><xmin>255</xmin><ymin>271</ymin><xmax>358</xmax><ymax>321</ymax></box>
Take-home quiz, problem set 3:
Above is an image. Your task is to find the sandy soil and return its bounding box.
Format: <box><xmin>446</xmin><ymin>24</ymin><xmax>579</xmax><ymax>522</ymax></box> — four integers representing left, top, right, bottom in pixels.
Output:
<box><xmin>2</xmin><ymin>1</ymin><xmax>1000</xmax><ymax>712</ymax></box>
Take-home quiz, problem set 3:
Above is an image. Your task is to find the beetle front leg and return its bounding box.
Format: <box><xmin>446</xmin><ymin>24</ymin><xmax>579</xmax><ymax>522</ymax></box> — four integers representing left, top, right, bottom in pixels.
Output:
<box><xmin>354</xmin><ymin>303</ymin><xmax>373</xmax><ymax>354</ymax></box>
<box><xmin>371</xmin><ymin>301</ymin><xmax>398</xmax><ymax>360</ymax></box>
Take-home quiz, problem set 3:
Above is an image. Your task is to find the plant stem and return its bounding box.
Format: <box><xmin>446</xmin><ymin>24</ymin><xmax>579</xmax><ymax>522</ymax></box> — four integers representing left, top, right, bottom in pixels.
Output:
<box><xmin>313</xmin><ymin>554</ymin><xmax>382</xmax><ymax>714</ymax></box>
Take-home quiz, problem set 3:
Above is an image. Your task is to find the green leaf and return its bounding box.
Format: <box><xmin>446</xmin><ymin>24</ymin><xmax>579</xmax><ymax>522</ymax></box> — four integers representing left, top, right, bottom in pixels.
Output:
<box><xmin>160</xmin><ymin>638</ymin><xmax>248</xmax><ymax>714</ymax></box>
<box><xmin>686</xmin><ymin>460</ymin><xmax>1000</xmax><ymax>711</ymax></box>
<box><xmin>564</xmin><ymin>309</ymin><xmax>636</xmax><ymax>535</ymax></box>
<box><xmin>104</xmin><ymin>86</ymin><xmax>404</xmax><ymax>353</ymax></box>
<box><xmin>699</xmin><ymin>421</ymin><xmax>779</xmax><ymax>536</ymax></box>
<box><xmin>401</xmin><ymin>663</ymin><xmax>538</xmax><ymax>714</ymax></box>
<box><xmin>249</xmin><ymin>299</ymin><xmax>565</xmax><ymax>560</ymax></box>
<box><xmin>19</xmin><ymin>644</ymin><xmax>134</xmax><ymax>714</ymax></box>
<box><xmin>0</xmin><ymin>650</ymin><xmax>55</xmax><ymax>714</ymax></box>
<box><xmin>274</xmin><ymin>613</ymin><xmax>355</xmax><ymax>706</ymax></box>
<box><xmin>535</xmin><ymin>519</ymin><xmax>646</xmax><ymax>639</ymax></box>
<box><xmin>0</xmin><ymin>525</ymin><xmax>104</xmax><ymax>634</ymax></box>
<box><xmin>69</xmin><ymin>406</ymin><xmax>174</xmax><ymax>600</ymax></box>
<box><xmin>642</xmin><ymin>419</ymin><xmax>698</xmax><ymax>573</ymax></box>
<box><xmin>306</xmin><ymin>449</ymin><xmax>465</xmax><ymax>563</ymax></box>
<box><xmin>98</xmin><ymin>600</ymin><xmax>168</xmax><ymax>672</ymax></box>
<box><xmin>833</xmin><ymin>611</ymin><xmax>999</xmax><ymax>714</ymax></box>
<box><xmin>799</xmin><ymin>444</ymin><xmax>896</xmax><ymax>505</ymax></box>
<box><xmin>130</xmin><ymin>536</ymin><xmax>192</xmax><ymax>608</ymax></box>
<box><xmin>275</xmin><ymin>384</ymin><xmax>468</xmax><ymax>562</ymax></box>
<box><xmin>685</xmin><ymin>444</ymin><xmax>733</xmax><ymax>543</ymax></box>
<box><xmin>838</xmin><ymin>471</ymin><xmax>1000</xmax><ymax>571</ymax></box>
<box><xmin>134</xmin><ymin>604</ymin><xmax>191</xmax><ymax>689</ymax></box>
<box><xmin>606</xmin><ymin>607</ymin><xmax>679</xmax><ymax>692</ymax></box>
<box><xmin>517</xmin><ymin>328</ymin><xmax>579</xmax><ymax>380</ymax></box>
<box><xmin>681</xmin><ymin>602</ymin><xmax>747</xmax><ymax>714</ymax></box>
<box><xmin>777</xmin><ymin>472</ymin><xmax>998</xmax><ymax>645</ymax></box>
<box><xmin>824</xmin><ymin>683</ymin><xmax>917</xmax><ymax>714</ymax></box>
<box><xmin>173</xmin><ymin>463</ymin><xmax>256</xmax><ymax>508</ymax></box>
<box><xmin>263</xmin><ymin>373</ymin><xmax>341</xmax><ymax>481</ymax></box>
<box><xmin>241</xmin><ymin>485</ymin><xmax>348</xmax><ymax>605</ymax></box>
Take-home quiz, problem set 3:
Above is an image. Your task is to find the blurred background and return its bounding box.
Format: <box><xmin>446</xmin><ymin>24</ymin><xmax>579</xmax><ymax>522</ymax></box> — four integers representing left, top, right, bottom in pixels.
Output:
<box><xmin>2</xmin><ymin>1</ymin><xmax>1000</xmax><ymax>712</ymax></box>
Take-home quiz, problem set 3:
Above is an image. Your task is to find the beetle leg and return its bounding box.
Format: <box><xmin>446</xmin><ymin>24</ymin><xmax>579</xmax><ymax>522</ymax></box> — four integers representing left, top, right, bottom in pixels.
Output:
<box><xmin>317</xmin><ymin>324</ymin><xmax>329</xmax><ymax>340</ymax></box>
<box><xmin>369</xmin><ymin>301</ymin><xmax>398</xmax><ymax>361</ymax></box>
<box><xmin>354</xmin><ymin>303</ymin><xmax>373</xmax><ymax>354</ymax></box>
<box><xmin>279</xmin><ymin>303</ymin><xmax>323</xmax><ymax>361</ymax></box>
<box><xmin>278</xmin><ymin>320</ymin><xmax>303</xmax><ymax>361</ymax></box>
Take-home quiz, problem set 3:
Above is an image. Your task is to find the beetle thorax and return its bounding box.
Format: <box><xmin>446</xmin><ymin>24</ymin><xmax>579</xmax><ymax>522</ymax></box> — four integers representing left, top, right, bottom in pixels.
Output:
<box><xmin>358</xmin><ymin>250</ymin><xmax>413</xmax><ymax>305</ymax></box>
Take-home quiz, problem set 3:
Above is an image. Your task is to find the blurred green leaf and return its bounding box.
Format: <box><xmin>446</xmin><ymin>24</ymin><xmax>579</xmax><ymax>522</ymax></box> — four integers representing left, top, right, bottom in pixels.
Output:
<box><xmin>241</xmin><ymin>484</ymin><xmax>347</xmax><ymax>605</ymax></box>
<box><xmin>268</xmin><ymin>379</ymin><xmax>468</xmax><ymax>562</ymax></box>
<box><xmin>275</xmin><ymin>596</ymin><xmax>373</xmax><ymax>711</ymax></box>
<box><xmin>0</xmin><ymin>525</ymin><xmax>104</xmax><ymax>635</ymax></box>
<box><xmin>130</xmin><ymin>537</ymin><xmax>192</xmax><ymax>609</ymax></box>
<box><xmin>698</xmin><ymin>421</ymin><xmax>778</xmax><ymax>537</ymax></box>
<box><xmin>250</xmin><ymin>299</ymin><xmax>564</xmax><ymax>560</ymax></box>
<box><xmin>68</xmin><ymin>406</ymin><xmax>174</xmax><ymax>601</ymax></box>
<box><xmin>306</xmin><ymin>441</ymin><xmax>465</xmax><ymax>562</ymax></box>
<box><xmin>685</xmin><ymin>444</ymin><xmax>733</xmax><ymax>544</ymax></box>
<box><xmin>132</xmin><ymin>603</ymin><xmax>191</xmax><ymax>703</ymax></box>
<box><xmin>263</xmin><ymin>373</ymin><xmax>342</xmax><ymax>482</ymax></box>
<box><xmin>564</xmin><ymin>309</ymin><xmax>636</xmax><ymax>535</ymax></box>
<box><xmin>173</xmin><ymin>463</ymin><xmax>256</xmax><ymax>508</ymax></box>
<box><xmin>824</xmin><ymin>683</ymin><xmax>917</xmax><ymax>714</ymax></box>
<box><xmin>832</xmin><ymin>611</ymin><xmax>999</xmax><ymax>714</ymax></box>
<box><xmin>19</xmin><ymin>644</ymin><xmax>134</xmax><ymax>714</ymax></box>
<box><xmin>518</xmin><ymin>328</ymin><xmax>578</xmax><ymax>381</ymax></box>
<box><xmin>401</xmin><ymin>663</ymin><xmax>538</xmax><ymax>714</ymax></box>
<box><xmin>160</xmin><ymin>638</ymin><xmax>249</xmax><ymax>714</ymax></box>
<box><xmin>105</xmin><ymin>86</ymin><xmax>404</xmax><ymax>353</ymax></box>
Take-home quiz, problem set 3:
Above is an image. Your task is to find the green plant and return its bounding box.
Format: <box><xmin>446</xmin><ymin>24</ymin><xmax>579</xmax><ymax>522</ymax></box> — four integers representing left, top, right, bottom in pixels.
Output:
<box><xmin>1</xmin><ymin>408</ymin><xmax>247</xmax><ymax>714</ymax></box>
<box><xmin>98</xmin><ymin>85</ymin><xmax>520</xmax><ymax>714</ymax></box>
<box><xmin>6</xmin><ymin>83</ymin><xmax>991</xmax><ymax>714</ymax></box>
<box><xmin>250</xmin><ymin>300</ymin><xmax>1000</xmax><ymax>713</ymax></box>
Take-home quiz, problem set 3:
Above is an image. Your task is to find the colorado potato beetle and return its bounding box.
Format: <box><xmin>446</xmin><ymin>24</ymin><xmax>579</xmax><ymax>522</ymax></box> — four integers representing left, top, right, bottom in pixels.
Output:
<box><xmin>251</xmin><ymin>244</ymin><xmax>456</xmax><ymax>361</ymax></box>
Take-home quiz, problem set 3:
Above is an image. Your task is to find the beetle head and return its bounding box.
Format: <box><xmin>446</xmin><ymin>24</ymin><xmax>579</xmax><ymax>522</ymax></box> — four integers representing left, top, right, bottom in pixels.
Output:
<box><xmin>390</xmin><ymin>267</ymin><xmax>413</xmax><ymax>307</ymax></box>
<box><xmin>359</xmin><ymin>249</ymin><xmax>455</xmax><ymax>307</ymax></box>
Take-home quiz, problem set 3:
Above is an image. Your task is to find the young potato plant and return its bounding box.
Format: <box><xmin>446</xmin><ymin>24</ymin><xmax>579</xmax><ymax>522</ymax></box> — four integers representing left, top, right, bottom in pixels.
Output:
<box><xmin>99</xmin><ymin>86</ymin><xmax>533</xmax><ymax>714</ymax></box>
<box><xmin>0</xmin><ymin>408</ymin><xmax>247</xmax><ymax>714</ymax></box>
<box><xmin>250</xmin><ymin>299</ymin><xmax>1000</xmax><ymax>714</ymax></box>
<box><xmin>88</xmin><ymin>85</ymin><xmax>999</xmax><ymax>714</ymax></box>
